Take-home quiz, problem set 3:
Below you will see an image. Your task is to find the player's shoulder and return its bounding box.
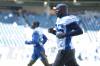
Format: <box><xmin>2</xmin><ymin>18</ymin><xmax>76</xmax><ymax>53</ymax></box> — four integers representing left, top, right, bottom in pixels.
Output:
<box><xmin>63</xmin><ymin>15</ymin><xmax>79</xmax><ymax>21</ymax></box>
<box><xmin>34</xmin><ymin>27</ymin><xmax>43</xmax><ymax>34</ymax></box>
<box><xmin>62</xmin><ymin>15</ymin><xmax>79</xmax><ymax>25</ymax></box>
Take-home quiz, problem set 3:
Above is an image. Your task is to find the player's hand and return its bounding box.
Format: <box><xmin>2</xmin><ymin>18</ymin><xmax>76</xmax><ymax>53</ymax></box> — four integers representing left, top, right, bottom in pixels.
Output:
<box><xmin>48</xmin><ymin>28</ymin><xmax>54</xmax><ymax>33</ymax></box>
<box><xmin>25</xmin><ymin>41</ymin><xmax>30</xmax><ymax>44</ymax></box>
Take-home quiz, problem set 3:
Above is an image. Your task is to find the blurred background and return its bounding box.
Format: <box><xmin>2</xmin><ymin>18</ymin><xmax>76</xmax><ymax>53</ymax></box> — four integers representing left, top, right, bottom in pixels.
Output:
<box><xmin>0</xmin><ymin>0</ymin><xmax>100</xmax><ymax>66</ymax></box>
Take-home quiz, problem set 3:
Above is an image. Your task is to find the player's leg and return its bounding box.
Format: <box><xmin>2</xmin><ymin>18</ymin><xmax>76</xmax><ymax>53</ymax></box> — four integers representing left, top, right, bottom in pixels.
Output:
<box><xmin>40</xmin><ymin>51</ymin><xmax>50</xmax><ymax>66</ymax></box>
<box><xmin>28</xmin><ymin>49</ymin><xmax>39</xmax><ymax>66</ymax></box>
<box><xmin>65</xmin><ymin>58</ymin><xmax>79</xmax><ymax>66</ymax></box>
<box><xmin>28</xmin><ymin>59</ymin><xmax>37</xmax><ymax>66</ymax></box>
<box><xmin>64</xmin><ymin>49</ymin><xmax>79</xmax><ymax>66</ymax></box>
<box><xmin>52</xmin><ymin>50</ymin><xmax>65</xmax><ymax>66</ymax></box>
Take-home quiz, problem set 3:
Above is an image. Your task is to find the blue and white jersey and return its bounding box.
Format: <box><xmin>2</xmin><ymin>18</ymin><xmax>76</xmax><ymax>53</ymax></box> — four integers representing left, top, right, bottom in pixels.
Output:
<box><xmin>32</xmin><ymin>27</ymin><xmax>47</xmax><ymax>46</ymax></box>
<box><xmin>25</xmin><ymin>27</ymin><xmax>47</xmax><ymax>47</ymax></box>
<box><xmin>55</xmin><ymin>15</ymin><xmax>79</xmax><ymax>50</ymax></box>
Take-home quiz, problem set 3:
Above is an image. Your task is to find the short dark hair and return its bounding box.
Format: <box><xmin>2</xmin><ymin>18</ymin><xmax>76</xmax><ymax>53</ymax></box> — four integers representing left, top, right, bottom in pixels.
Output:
<box><xmin>33</xmin><ymin>21</ymin><xmax>39</xmax><ymax>27</ymax></box>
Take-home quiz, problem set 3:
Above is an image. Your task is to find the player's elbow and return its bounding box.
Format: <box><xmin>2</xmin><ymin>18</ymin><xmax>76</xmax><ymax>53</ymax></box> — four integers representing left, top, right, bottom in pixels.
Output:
<box><xmin>78</xmin><ymin>28</ymin><xmax>83</xmax><ymax>35</ymax></box>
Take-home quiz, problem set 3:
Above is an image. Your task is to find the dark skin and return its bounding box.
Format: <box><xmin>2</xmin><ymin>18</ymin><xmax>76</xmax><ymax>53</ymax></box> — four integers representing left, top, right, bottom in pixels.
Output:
<box><xmin>48</xmin><ymin>6</ymin><xmax>67</xmax><ymax>35</ymax></box>
<box><xmin>49</xmin><ymin>5</ymin><xmax>83</xmax><ymax>38</ymax></box>
<box><xmin>56</xmin><ymin>5</ymin><xmax>67</xmax><ymax>18</ymax></box>
<box><xmin>31</xmin><ymin>22</ymin><xmax>39</xmax><ymax>29</ymax></box>
<box><xmin>28</xmin><ymin>22</ymin><xmax>50</xmax><ymax>66</ymax></box>
<box><xmin>48</xmin><ymin>4</ymin><xmax>83</xmax><ymax>66</ymax></box>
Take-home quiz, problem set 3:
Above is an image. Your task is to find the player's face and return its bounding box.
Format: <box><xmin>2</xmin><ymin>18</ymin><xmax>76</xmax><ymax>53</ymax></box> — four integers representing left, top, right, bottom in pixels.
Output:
<box><xmin>56</xmin><ymin>6</ymin><xmax>65</xmax><ymax>18</ymax></box>
<box><xmin>56</xmin><ymin>7</ymin><xmax>62</xmax><ymax>18</ymax></box>
<box><xmin>31</xmin><ymin>23</ymin><xmax>37</xmax><ymax>29</ymax></box>
<box><xmin>31</xmin><ymin>24</ymin><xmax>35</xmax><ymax>29</ymax></box>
